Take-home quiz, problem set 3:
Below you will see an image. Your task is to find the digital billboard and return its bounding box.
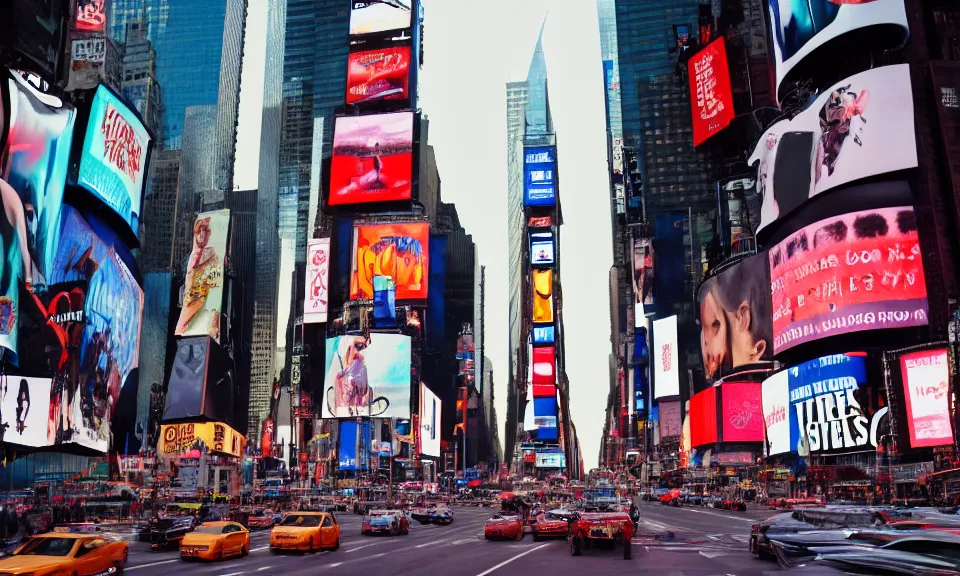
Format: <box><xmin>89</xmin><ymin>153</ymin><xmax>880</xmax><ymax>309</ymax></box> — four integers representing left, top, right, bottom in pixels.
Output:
<box><xmin>769</xmin><ymin>206</ymin><xmax>927</xmax><ymax>353</ymax></box>
<box><xmin>350</xmin><ymin>222</ymin><xmax>429</xmax><ymax>300</ymax></box>
<box><xmin>532</xmin><ymin>346</ymin><xmax>555</xmax><ymax>395</ymax></box>
<box><xmin>349</xmin><ymin>0</ymin><xmax>412</xmax><ymax>36</ymax></box>
<box><xmin>536</xmin><ymin>452</ymin><xmax>566</xmax><ymax>468</ymax></box>
<box><xmin>900</xmin><ymin>349</ymin><xmax>953</xmax><ymax>448</ymax></box>
<box><xmin>689</xmin><ymin>386</ymin><xmax>717</xmax><ymax>447</ymax></box>
<box><xmin>698</xmin><ymin>253</ymin><xmax>772</xmax><ymax>379</ymax></box>
<box><xmin>532</xmin><ymin>325</ymin><xmax>555</xmax><ymax>345</ymax></box>
<box><xmin>419</xmin><ymin>382</ymin><xmax>441</xmax><ymax>457</ymax></box>
<box><xmin>688</xmin><ymin>37</ymin><xmax>735</xmax><ymax>147</ymax></box>
<box><xmin>76</xmin><ymin>0</ymin><xmax>106</xmax><ymax>32</ymax></box>
<box><xmin>0</xmin><ymin>375</ymin><xmax>52</xmax><ymax>447</ymax></box>
<box><xmin>530</xmin><ymin>232</ymin><xmax>555</xmax><ymax>266</ymax></box>
<box><xmin>750</xmin><ymin>65</ymin><xmax>917</xmax><ymax>233</ymax></box>
<box><xmin>720</xmin><ymin>382</ymin><xmax>763</xmax><ymax>443</ymax></box>
<box><xmin>304</xmin><ymin>238</ymin><xmax>330</xmax><ymax>324</ymax></box>
<box><xmin>528</xmin><ymin>216</ymin><xmax>552</xmax><ymax>228</ymax></box>
<box><xmin>160</xmin><ymin>421</ymin><xmax>245</xmax><ymax>458</ymax></box>
<box><xmin>175</xmin><ymin>209</ymin><xmax>229</xmax><ymax>342</ymax></box>
<box><xmin>322</xmin><ymin>333</ymin><xmax>412</xmax><ymax>419</ymax></box>
<box><xmin>658</xmin><ymin>400</ymin><xmax>682</xmax><ymax>439</ymax></box>
<box><xmin>338</xmin><ymin>419</ymin><xmax>372</xmax><ymax>471</ymax></box>
<box><xmin>347</xmin><ymin>46</ymin><xmax>411</xmax><ymax>105</ymax></box>
<box><xmin>1</xmin><ymin>74</ymin><xmax>77</xmax><ymax>363</ymax></box>
<box><xmin>532</xmin><ymin>269</ymin><xmax>553</xmax><ymax>323</ymax></box>
<box><xmin>652</xmin><ymin>316</ymin><xmax>679</xmax><ymax>398</ymax></box>
<box><xmin>633</xmin><ymin>237</ymin><xmax>653</xmax><ymax>324</ymax></box>
<box><xmin>76</xmin><ymin>84</ymin><xmax>152</xmax><ymax>239</ymax></box>
<box><xmin>762</xmin><ymin>354</ymin><xmax>887</xmax><ymax>456</ymax></box>
<box><xmin>523</xmin><ymin>146</ymin><xmax>557</xmax><ymax>207</ymax></box>
<box><xmin>768</xmin><ymin>0</ymin><xmax>908</xmax><ymax>101</ymax></box>
<box><xmin>330</xmin><ymin>111</ymin><xmax>414</xmax><ymax>205</ymax></box>
<box><xmin>162</xmin><ymin>337</ymin><xmax>208</xmax><ymax>421</ymax></box>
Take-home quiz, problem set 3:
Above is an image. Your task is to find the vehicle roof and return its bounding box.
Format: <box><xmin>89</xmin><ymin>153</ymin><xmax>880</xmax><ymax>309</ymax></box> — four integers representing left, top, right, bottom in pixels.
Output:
<box><xmin>580</xmin><ymin>512</ymin><xmax>630</xmax><ymax>520</ymax></box>
<box><xmin>283</xmin><ymin>511</ymin><xmax>327</xmax><ymax>516</ymax></box>
<box><xmin>197</xmin><ymin>521</ymin><xmax>235</xmax><ymax>527</ymax></box>
<box><xmin>33</xmin><ymin>533</ymin><xmax>97</xmax><ymax>540</ymax></box>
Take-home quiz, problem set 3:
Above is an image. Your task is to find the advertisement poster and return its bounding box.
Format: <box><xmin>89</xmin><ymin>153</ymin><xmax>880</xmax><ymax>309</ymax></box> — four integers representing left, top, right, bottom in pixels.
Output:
<box><xmin>0</xmin><ymin>376</ymin><xmax>52</xmax><ymax>447</ymax></box>
<box><xmin>532</xmin><ymin>346</ymin><xmax>555</xmax><ymax>385</ymax></box>
<box><xmin>658</xmin><ymin>400</ymin><xmax>682</xmax><ymax>439</ymax></box>
<box><xmin>163</xmin><ymin>337</ymin><xmax>210</xmax><ymax>421</ymax></box>
<box><xmin>652</xmin><ymin>316</ymin><xmax>679</xmax><ymax>398</ymax></box>
<box><xmin>535</xmin><ymin>453</ymin><xmax>566</xmax><ymax>468</ymax></box>
<box><xmin>532</xmin><ymin>269</ymin><xmax>554</xmax><ymax>323</ymax></box>
<box><xmin>176</xmin><ymin>209</ymin><xmax>230</xmax><ymax>342</ymax></box>
<box><xmin>769</xmin><ymin>206</ymin><xmax>928</xmax><ymax>353</ymax></box>
<box><xmin>350</xmin><ymin>222</ymin><xmax>428</xmax><ymax>300</ymax></box>
<box><xmin>523</xmin><ymin>146</ymin><xmax>557</xmax><ymax>207</ymax></box>
<box><xmin>330</xmin><ymin>112</ymin><xmax>414</xmax><ymax>205</ymax></box>
<box><xmin>633</xmin><ymin>237</ymin><xmax>654</xmax><ymax>322</ymax></box>
<box><xmin>530</xmin><ymin>232</ymin><xmax>554</xmax><ymax>266</ymax></box>
<box><xmin>768</xmin><ymin>0</ymin><xmax>908</xmax><ymax>100</ymax></box>
<box><xmin>160</xmin><ymin>421</ymin><xmax>244</xmax><ymax>457</ymax></box>
<box><xmin>338</xmin><ymin>419</ymin><xmax>372</xmax><ymax>471</ymax></box>
<box><xmin>419</xmin><ymin>383</ymin><xmax>440</xmax><ymax>457</ymax></box>
<box><xmin>698</xmin><ymin>253</ymin><xmax>772</xmax><ymax>379</ymax></box>
<box><xmin>71</xmin><ymin>36</ymin><xmax>106</xmax><ymax>63</ymax></box>
<box><xmin>304</xmin><ymin>238</ymin><xmax>330</xmax><ymax>324</ymax></box>
<box><xmin>528</xmin><ymin>216</ymin><xmax>552</xmax><ymax>228</ymax></box>
<box><xmin>720</xmin><ymin>382</ymin><xmax>764</xmax><ymax>442</ymax></box>
<box><xmin>900</xmin><ymin>349</ymin><xmax>953</xmax><ymax>448</ymax></box>
<box><xmin>322</xmin><ymin>334</ymin><xmax>412</xmax><ymax>419</ymax></box>
<box><xmin>77</xmin><ymin>85</ymin><xmax>151</xmax><ymax>238</ymax></box>
<box><xmin>762</xmin><ymin>354</ymin><xmax>887</xmax><ymax>456</ymax></box>
<box><xmin>76</xmin><ymin>0</ymin><xmax>107</xmax><ymax>32</ymax></box>
<box><xmin>532</xmin><ymin>325</ymin><xmax>555</xmax><ymax>345</ymax></box>
<box><xmin>689</xmin><ymin>386</ymin><xmax>717</xmax><ymax>447</ymax></box>
<box><xmin>349</xmin><ymin>0</ymin><xmax>412</xmax><ymax>36</ymax></box>
<box><xmin>1</xmin><ymin>74</ymin><xmax>78</xmax><ymax>363</ymax></box>
<box><xmin>347</xmin><ymin>46</ymin><xmax>411</xmax><ymax>105</ymax></box>
<box><xmin>688</xmin><ymin>37</ymin><xmax>735</xmax><ymax>147</ymax></box>
<box><xmin>750</xmin><ymin>65</ymin><xmax>917</xmax><ymax>233</ymax></box>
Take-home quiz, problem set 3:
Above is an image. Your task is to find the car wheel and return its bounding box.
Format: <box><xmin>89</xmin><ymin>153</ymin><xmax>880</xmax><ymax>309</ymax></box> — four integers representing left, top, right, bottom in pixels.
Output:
<box><xmin>570</xmin><ymin>536</ymin><xmax>582</xmax><ymax>556</ymax></box>
<box><xmin>532</xmin><ymin>532</ymin><xmax>540</xmax><ymax>542</ymax></box>
<box><xmin>241</xmin><ymin>545</ymin><xmax>249</xmax><ymax>557</ymax></box>
<box><xmin>216</xmin><ymin>547</ymin><xmax>223</xmax><ymax>561</ymax></box>
<box><xmin>113</xmin><ymin>562</ymin><xmax>124</xmax><ymax>575</ymax></box>
<box><xmin>515</xmin><ymin>529</ymin><xmax>523</xmax><ymax>541</ymax></box>
<box><xmin>333</xmin><ymin>536</ymin><xmax>340</xmax><ymax>551</ymax></box>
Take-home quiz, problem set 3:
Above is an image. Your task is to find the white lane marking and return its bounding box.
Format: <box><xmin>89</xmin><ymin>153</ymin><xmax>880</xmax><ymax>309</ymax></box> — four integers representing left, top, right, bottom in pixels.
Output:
<box><xmin>370</xmin><ymin>552</ymin><xmax>386</xmax><ymax>559</ymax></box>
<box><xmin>707</xmin><ymin>535</ymin><xmax>720</xmax><ymax>540</ymax></box>
<box><xmin>344</xmin><ymin>542</ymin><xmax>380</xmax><ymax>553</ymax></box>
<box><xmin>450</xmin><ymin>538</ymin><xmax>477</xmax><ymax>545</ymax></box>
<box><xmin>328</xmin><ymin>563</ymin><xmax>342</xmax><ymax>568</ymax></box>
<box><xmin>252</xmin><ymin>546</ymin><xmax>270</xmax><ymax>552</ymax></box>
<box><xmin>475</xmin><ymin>543</ymin><xmax>551</xmax><ymax>576</ymax></box>
<box><xmin>219</xmin><ymin>572</ymin><xmax>244</xmax><ymax>576</ymax></box>
<box><xmin>127</xmin><ymin>559</ymin><xmax>179</xmax><ymax>571</ymax></box>
<box><xmin>680</xmin><ymin>508</ymin><xmax>755</xmax><ymax>523</ymax></box>
<box><xmin>700</xmin><ymin>550</ymin><xmax>728</xmax><ymax>559</ymax></box>
<box><xmin>416</xmin><ymin>539</ymin><xmax>448</xmax><ymax>548</ymax></box>
<box><xmin>256</xmin><ymin>567</ymin><xmax>273</xmax><ymax>572</ymax></box>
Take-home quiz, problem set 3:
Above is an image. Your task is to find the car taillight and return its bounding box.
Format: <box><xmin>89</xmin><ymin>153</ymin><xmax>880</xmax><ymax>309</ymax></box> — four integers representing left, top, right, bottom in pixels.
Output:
<box><xmin>751</xmin><ymin>524</ymin><xmax>760</xmax><ymax>532</ymax></box>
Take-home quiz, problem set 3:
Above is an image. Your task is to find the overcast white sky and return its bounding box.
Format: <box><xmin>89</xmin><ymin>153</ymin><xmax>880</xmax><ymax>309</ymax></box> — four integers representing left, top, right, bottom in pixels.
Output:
<box><xmin>236</xmin><ymin>0</ymin><xmax>613</xmax><ymax>470</ymax></box>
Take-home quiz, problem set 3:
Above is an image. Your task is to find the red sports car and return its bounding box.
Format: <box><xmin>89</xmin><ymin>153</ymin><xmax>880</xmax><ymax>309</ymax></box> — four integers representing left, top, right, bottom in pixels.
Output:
<box><xmin>569</xmin><ymin>511</ymin><xmax>635</xmax><ymax>559</ymax></box>
<box><xmin>531</xmin><ymin>510</ymin><xmax>570</xmax><ymax>541</ymax></box>
<box><xmin>484</xmin><ymin>514</ymin><xmax>524</xmax><ymax>541</ymax></box>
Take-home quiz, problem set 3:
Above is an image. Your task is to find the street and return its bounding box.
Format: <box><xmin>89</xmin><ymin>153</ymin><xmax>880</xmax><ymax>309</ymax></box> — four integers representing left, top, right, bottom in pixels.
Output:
<box><xmin>122</xmin><ymin>504</ymin><xmax>783</xmax><ymax>576</ymax></box>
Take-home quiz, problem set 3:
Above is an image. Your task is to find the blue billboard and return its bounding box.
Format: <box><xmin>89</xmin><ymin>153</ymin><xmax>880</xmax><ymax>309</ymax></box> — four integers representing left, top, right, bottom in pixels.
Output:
<box><xmin>532</xmin><ymin>325</ymin><xmax>555</xmax><ymax>345</ymax></box>
<box><xmin>523</xmin><ymin>146</ymin><xmax>557</xmax><ymax>207</ymax></box>
<box><xmin>338</xmin><ymin>420</ymin><xmax>372</xmax><ymax>471</ymax></box>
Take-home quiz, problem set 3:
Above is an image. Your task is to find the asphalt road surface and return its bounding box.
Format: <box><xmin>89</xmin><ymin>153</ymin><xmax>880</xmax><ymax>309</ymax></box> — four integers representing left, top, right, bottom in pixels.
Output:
<box><xmin>122</xmin><ymin>503</ymin><xmax>786</xmax><ymax>576</ymax></box>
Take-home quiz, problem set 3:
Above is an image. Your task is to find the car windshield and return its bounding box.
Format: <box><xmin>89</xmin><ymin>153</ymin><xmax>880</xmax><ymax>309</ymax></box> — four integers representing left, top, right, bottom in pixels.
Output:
<box><xmin>18</xmin><ymin>538</ymin><xmax>76</xmax><ymax>557</ymax></box>
<box><xmin>280</xmin><ymin>515</ymin><xmax>322</xmax><ymax>527</ymax></box>
<box><xmin>195</xmin><ymin>526</ymin><xmax>227</xmax><ymax>534</ymax></box>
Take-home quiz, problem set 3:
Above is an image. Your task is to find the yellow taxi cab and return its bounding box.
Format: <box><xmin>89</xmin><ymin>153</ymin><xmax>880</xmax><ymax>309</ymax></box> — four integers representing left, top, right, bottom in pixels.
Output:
<box><xmin>179</xmin><ymin>521</ymin><xmax>250</xmax><ymax>561</ymax></box>
<box><xmin>0</xmin><ymin>532</ymin><xmax>128</xmax><ymax>576</ymax></box>
<box><xmin>269</xmin><ymin>512</ymin><xmax>340</xmax><ymax>553</ymax></box>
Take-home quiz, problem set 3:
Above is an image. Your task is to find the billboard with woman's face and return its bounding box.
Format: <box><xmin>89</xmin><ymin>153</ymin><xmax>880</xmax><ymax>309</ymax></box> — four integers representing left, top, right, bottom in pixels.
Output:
<box><xmin>322</xmin><ymin>334</ymin><xmax>411</xmax><ymax>419</ymax></box>
<box><xmin>0</xmin><ymin>375</ymin><xmax>51</xmax><ymax>447</ymax></box>
<box><xmin>175</xmin><ymin>209</ymin><xmax>229</xmax><ymax>342</ymax></box>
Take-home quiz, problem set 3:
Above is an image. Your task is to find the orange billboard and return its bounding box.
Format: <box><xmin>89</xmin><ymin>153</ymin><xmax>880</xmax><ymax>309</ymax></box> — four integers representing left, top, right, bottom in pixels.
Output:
<box><xmin>533</xmin><ymin>269</ymin><xmax>554</xmax><ymax>323</ymax></box>
<box><xmin>351</xmin><ymin>222</ymin><xmax>429</xmax><ymax>300</ymax></box>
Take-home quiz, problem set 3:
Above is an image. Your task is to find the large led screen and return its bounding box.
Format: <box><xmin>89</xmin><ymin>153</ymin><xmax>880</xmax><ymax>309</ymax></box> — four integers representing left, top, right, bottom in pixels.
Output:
<box><xmin>653</xmin><ymin>316</ymin><xmax>679</xmax><ymax>398</ymax></box>
<box><xmin>163</xmin><ymin>337</ymin><xmax>208</xmax><ymax>421</ymax></box>
<box><xmin>160</xmin><ymin>421</ymin><xmax>245</xmax><ymax>457</ymax></box>
<box><xmin>536</xmin><ymin>452</ymin><xmax>565</xmax><ymax>468</ymax></box>
<box><xmin>768</xmin><ymin>0</ymin><xmax>908</xmax><ymax>101</ymax></box>
<box><xmin>330</xmin><ymin>112</ymin><xmax>414</xmax><ymax>205</ymax></box>
<box><xmin>419</xmin><ymin>382</ymin><xmax>441</xmax><ymax>457</ymax></box>
<box><xmin>900</xmin><ymin>349</ymin><xmax>953</xmax><ymax>448</ymax></box>
<box><xmin>532</xmin><ymin>346</ymin><xmax>555</xmax><ymax>385</ymax></box>
<box><xmin>633</xmin><ymin>237</ymin><xmax>654</xmax><ymax>323</ymax></box>
<box><xmin>688</xmin><ymin>37</ymin><xmax>735</xmax><ymax>147</ymax></box>
<box><xmin>698</xmin><ymin>253</ymin><xmax>772</xmax><ymax>379</ymax></box>
<box><xmin>523</xmin><ymin>146</ymin><xmax>557</xmax><ymax>207</ymax></box>
<box><xmin>530</xmin><ymin>232</ymin><xmax>554</xmax><ymax>266</ymax></box>
<box><xmin>76</xmin><ymin>0</ymin><xmax>107</xmax><ymax>32</ymax></box>
<box><xmin>0</xmin><ymin>375</ymin><xmax>52</xmax><ymax>447</ymax></box>
<box><xmin>322</xmin><ymin>333</ymin><xmax>412</xmax><ymax>419</ymax></box>
<box><xmin>750</xmin><ymin>65</ymin><xmax>917</xmax><ymax>234</ymax></box>
<box><xmin>338</xmin><ymin>419</ymin><xmax>372</xmax><ymax>471</ymax></box>
<box><xmin>349</xmin><ymin>0</ymin><xmax>412</xmax><ymax>36</ymax></box>
<box><xmin>689</xmin><ymin>386</ymin><xmax>717</xmax><ymax>447</ymax></box>
<box><xmin>347</xmin><ymin>46</ymin><xmax>411</xmax><ymax>105</ymax></box>
<box><xmin>1</xmin><ymin>74</ymin><xmax>77</xmax><ymax>363</ymax></box>
<box><xmin>176</xmin><ymin>209</ymin><xmax>229</xmax><ymax>342</ymax></box>
<box><xmin>762</xmin><ymin>354</ymin><xmax>888</xmax><ymax>456</ymax></box>
<box><xmin>76</xmin><ymin>85</ymin><xmax>152</xmax><ymax>239</ymax></box>
<box><xmin>532</xmin><ymin>269</ymin><xmax>553</xmax><ymax>323</ymax></box>
<box><xmin>720</xmin><ymin>382</ymin><xmax>763</xmax><ymax>443</ymax></box>
<box><xmin>532</xmin><ymin>325</ymin><xmax>555</xmax><ymax>345</ymax></box>
<box><xmin>769</xmin><ymin>206</ymin><xmax>927</xmax><ymax>353</ymax></box>
<box><xmin>658</xmin><ymin>400</ymin><xmax>682</xmax><ymax>439</ymax></box>
<box><xmin>304</xmin><ymin>238</ymin><xmax>330</xmax><ymax>324</ymax></box>
<box><xmin>350</xmin><ymin>222</ymin><xmax>428</xmax><ymax>300</ymax></box>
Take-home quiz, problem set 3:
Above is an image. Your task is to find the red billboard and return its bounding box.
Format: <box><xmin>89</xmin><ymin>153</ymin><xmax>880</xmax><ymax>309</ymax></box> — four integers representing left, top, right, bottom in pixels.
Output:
<box><xmin>330</xmin><ymin>111</ymin><xmax>414</xmax><ymax>206</ymax></box>
<box><xmin>769</xmin><ymin>206</ymin><xmax>928</xmax><ymax>353</ymax></box>
<box><xmin>900</xmin><ymin>349</ymin><xmax>954</xmax><ymax>448</ymax></box>
<box><xmin>688</xmin><ymin>37</ymin><xmax>735</xmax><ymax>147</ymax></box>
<box><xmin>533</xmin><ymin>384</ymin><xmax>556</xmax><ymax>398</ymax></box>
<box><xmin>347</xmin><ymin>46</ymin><xmax>411</xmax><ymax>105</ymax></box>
<box><xmin>689</xmin><ymin>387</ymin><xmax>718</xmax><ymax>447</ymax></box>
<box><xmin>720</xmin><ymin>382</ymin><xmax>763</xmax><ymax>443</ymax></box>
<box><xmin>76</xmin><ymin>0</ymin><xmax>107</xmax><ymax>32</ymax></box>
<box><xmin>532</xmin><ymin>347</ymin><xmax>555</xmax><ymax>385</ymax></box>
